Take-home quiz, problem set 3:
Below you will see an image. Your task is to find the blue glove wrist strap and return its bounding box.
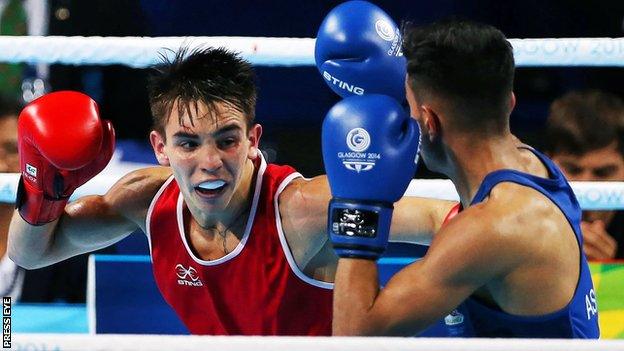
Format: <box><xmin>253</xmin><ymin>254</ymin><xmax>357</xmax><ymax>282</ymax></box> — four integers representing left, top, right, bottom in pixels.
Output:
<box><xmin>328</xmin><ymin>198</ymin><xmax>393</xmax><ymax>260</ymax></box>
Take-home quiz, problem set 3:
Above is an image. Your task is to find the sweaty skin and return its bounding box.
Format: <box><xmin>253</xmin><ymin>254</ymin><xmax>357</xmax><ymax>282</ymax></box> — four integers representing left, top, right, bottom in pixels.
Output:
<box><xmin>332</xmin><ymin>83</ymin><xmax>581</xmax><ymax>336</ymax></box>
<box><xmin>8</xmin><ymin>100</ymin><xmax>454</xmax><ymax>283</ymax></box>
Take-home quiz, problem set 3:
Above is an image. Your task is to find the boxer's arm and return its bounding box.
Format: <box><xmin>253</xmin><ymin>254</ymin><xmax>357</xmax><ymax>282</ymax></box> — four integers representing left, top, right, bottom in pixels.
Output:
<box><xmin>333</xmin><ymin>206</ymin><xmax>520</xmax><ymax>336</ymax></box>
<box><xmin>279</xmin><ymin>175</ymin><xmax>456</xmax><ymax>268</ymax></box>
<box><xmin>390</xmin><ymin>197</ymin><xmax>458</xmax><ymax>245</ymax></box>
<box><xmin>279</xmin><ymin>176</ymin><xmax>331</xmax><ymax>270</ymax></box>
<box><xmin>8</xmin><ymin>167</ymin><xmax>170</xmax><ymax>269</ymax></box>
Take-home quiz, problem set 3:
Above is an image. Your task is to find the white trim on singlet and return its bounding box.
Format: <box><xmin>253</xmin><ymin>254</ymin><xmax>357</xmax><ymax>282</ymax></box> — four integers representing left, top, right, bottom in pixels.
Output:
<box><xmin>274</xmin><ymin>173</ymin><xmax>334</xmax><ymax>290</ymax></box>
<box><xmin>145</xmin><ymin>175</ymin><xmax>176</xmax><ymax>262</ymax></box>
<box><xmin>177</xmin><ymin>156</ymin><xmax>267</xmax><ymax>266</ymax></box>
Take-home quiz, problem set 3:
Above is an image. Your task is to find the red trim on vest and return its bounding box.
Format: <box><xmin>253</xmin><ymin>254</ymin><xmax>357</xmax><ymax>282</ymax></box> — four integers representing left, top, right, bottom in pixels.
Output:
<box><xmin>442</xmin><ymin>203</ymin><xmax>462</xmax><ymax>227</ymax></box>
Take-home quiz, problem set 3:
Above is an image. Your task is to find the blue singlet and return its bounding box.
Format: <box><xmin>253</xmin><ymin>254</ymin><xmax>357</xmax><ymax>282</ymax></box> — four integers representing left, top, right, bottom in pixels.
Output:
<box><xmin>464</xmin><ymin>147</ymin><xmax>600</xmax><ymax>338</ymax></box>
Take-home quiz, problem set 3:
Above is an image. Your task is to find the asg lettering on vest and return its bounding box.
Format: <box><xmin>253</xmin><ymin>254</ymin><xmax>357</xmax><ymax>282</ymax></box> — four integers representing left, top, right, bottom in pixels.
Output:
<box><xmin>585</xmin><ymin>288</ymin><xmax>597</xmax><ymax>320</ymax></box>
<box><xmin>323</xmin><ymin>71</ymin><xmax>365</xmax><ymax>95</ymax></box>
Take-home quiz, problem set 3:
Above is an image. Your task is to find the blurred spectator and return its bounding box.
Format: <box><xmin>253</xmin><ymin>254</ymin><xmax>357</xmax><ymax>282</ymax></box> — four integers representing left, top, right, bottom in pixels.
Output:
<box><xmin>544</xmin><ymin>90</ymin><xmax>624</xmax><ymax>260</ymax></box>
<box><xmin>0</xmin><ymin>94</ymin><xmax>108</xmax><ymax>302</ymax></box>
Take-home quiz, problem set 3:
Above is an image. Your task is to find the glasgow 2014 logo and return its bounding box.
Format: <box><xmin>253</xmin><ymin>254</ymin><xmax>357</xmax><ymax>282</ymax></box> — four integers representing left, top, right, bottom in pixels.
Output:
<box><xmin>338</xmin><ymin>128</ymin><xmax>380</xmax><ymax>173</ymax></box>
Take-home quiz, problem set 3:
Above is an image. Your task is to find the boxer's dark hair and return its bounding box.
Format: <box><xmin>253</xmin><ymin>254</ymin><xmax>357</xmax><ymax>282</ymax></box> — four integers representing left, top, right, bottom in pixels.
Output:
<box><xmin>402</xmin><ymin>19</ymin><xmax>515</xmax><ymax>134</ymax></box>
<box><xmin>148</xmin><ymin>46</ymin><xmax>257</xmax><ymax>138</ymax></box>
<box><xmin>544</xmin><ymin>90</ymin><xmax>624</xmax><ymax>157</ymax></box>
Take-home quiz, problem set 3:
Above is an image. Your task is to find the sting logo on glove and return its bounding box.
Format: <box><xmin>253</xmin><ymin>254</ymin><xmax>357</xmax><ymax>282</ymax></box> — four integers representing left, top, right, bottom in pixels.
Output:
<box><xmin>315</xmin><ymin>1</ymin><xmax>407</xmax><ymax>101</ymax></box>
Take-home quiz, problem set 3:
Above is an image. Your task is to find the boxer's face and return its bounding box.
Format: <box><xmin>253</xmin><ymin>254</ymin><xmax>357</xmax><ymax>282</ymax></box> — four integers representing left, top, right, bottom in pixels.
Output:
<box><xmin>150</xmin><ymin>100</ymin><xmax>261</xmax><ymax>220</ymax></box>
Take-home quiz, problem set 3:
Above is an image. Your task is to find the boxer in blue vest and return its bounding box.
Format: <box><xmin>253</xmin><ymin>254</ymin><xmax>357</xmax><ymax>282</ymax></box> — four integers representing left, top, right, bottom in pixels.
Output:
<box><xmin>325</xmin><ymin>18</ymin><xmax>600</xmax><ymax>338</ymax></box>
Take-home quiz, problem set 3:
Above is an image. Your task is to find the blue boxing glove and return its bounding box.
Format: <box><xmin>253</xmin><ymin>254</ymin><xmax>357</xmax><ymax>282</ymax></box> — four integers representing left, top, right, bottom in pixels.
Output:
<box><xmin>315</xmin><ymin>1</ymin><xmax>406</xmax><ymax>101</ymax></box>
<box><xmin>322</xmin><ymin>95</ymin><xmax>420</xmax><ymax>260</ymax></box>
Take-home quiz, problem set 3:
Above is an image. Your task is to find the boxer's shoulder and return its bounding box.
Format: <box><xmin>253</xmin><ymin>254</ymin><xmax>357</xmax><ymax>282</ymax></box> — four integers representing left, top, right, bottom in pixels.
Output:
<box><xmin>278</xmin><ymin>175</ymin><xmax>329</xmax><ymax>230</ymax></box>
<box><xmin>101</xmin><ymin>166</ymin><xmax>173</xmax><ymax>223</ymax></box>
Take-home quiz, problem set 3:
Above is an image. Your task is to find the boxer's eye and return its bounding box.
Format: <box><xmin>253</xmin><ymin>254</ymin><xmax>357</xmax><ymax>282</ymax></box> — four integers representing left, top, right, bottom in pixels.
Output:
<box><xmin>178</xmin><ymin>140</ymin><xmax>199</xmax><ymax>150</ymax></box>
<box><xmin>217</xmin><ymin>137</ymin><xmax>239</xmax><ymax>149</ymax></box>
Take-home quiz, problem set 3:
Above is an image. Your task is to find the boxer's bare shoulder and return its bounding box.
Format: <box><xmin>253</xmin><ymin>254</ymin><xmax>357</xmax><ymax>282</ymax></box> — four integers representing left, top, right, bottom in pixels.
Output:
<box><xmin>73</xmin><ymin>166</ymin><xmax>173</xmax><ymax>230</ymax></box>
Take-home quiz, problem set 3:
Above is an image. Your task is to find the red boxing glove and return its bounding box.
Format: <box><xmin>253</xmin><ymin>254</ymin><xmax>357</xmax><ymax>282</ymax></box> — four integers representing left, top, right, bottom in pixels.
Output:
<box><xmin>17</xmin><ymin>91</ymin><xmax>115</xmax><ymax>225</ymax></box>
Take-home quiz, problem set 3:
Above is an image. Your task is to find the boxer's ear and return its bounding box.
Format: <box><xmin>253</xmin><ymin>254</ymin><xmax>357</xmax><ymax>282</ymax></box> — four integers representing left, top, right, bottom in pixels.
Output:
<box><xmin>421</xmin><ymin>105</ymin><xmax>440</xmax><ymax>142</ymax></box>
<box><xmin>247</xmin><ymin>124</ymin><xmax>262</xmax><ymax>160</ymax></box>
<box><xmin>150</xmin><ymin>130</ymin><xmax>170</xmax><ymax>166</ymax></box>
<box><xmin>509</xmin><ymin>92</ymin><xmax>516</xmax><ymax>113</ymax></box>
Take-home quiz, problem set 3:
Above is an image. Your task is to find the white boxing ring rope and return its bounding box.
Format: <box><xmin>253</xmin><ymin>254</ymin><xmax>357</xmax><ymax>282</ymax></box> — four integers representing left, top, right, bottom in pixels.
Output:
<box><xmin>0</xmin><ymin>36</ymin><xmax>622</xmax><ymax>67</ymax></box>
<box><xmin>0</xmin><ymin>35</ymin><xmax>622</xmax><ymax>210</ymax></box>
<box><xmin>4</xmin><ymin>36</ymin><xmax>624</xmax><ymax>350</ymax></box>
<box><xmin>0</xmin><ymin>172</ymin><xmax>623</xmax><ymax>210</ymax></box>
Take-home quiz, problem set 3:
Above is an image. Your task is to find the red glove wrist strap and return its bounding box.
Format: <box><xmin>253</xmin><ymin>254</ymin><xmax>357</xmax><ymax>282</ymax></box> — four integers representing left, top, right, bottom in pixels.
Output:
<box><xmin>16</xmin><ymin>176</ymin><xmax>69</xmax><ymax>226</ymax></box>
